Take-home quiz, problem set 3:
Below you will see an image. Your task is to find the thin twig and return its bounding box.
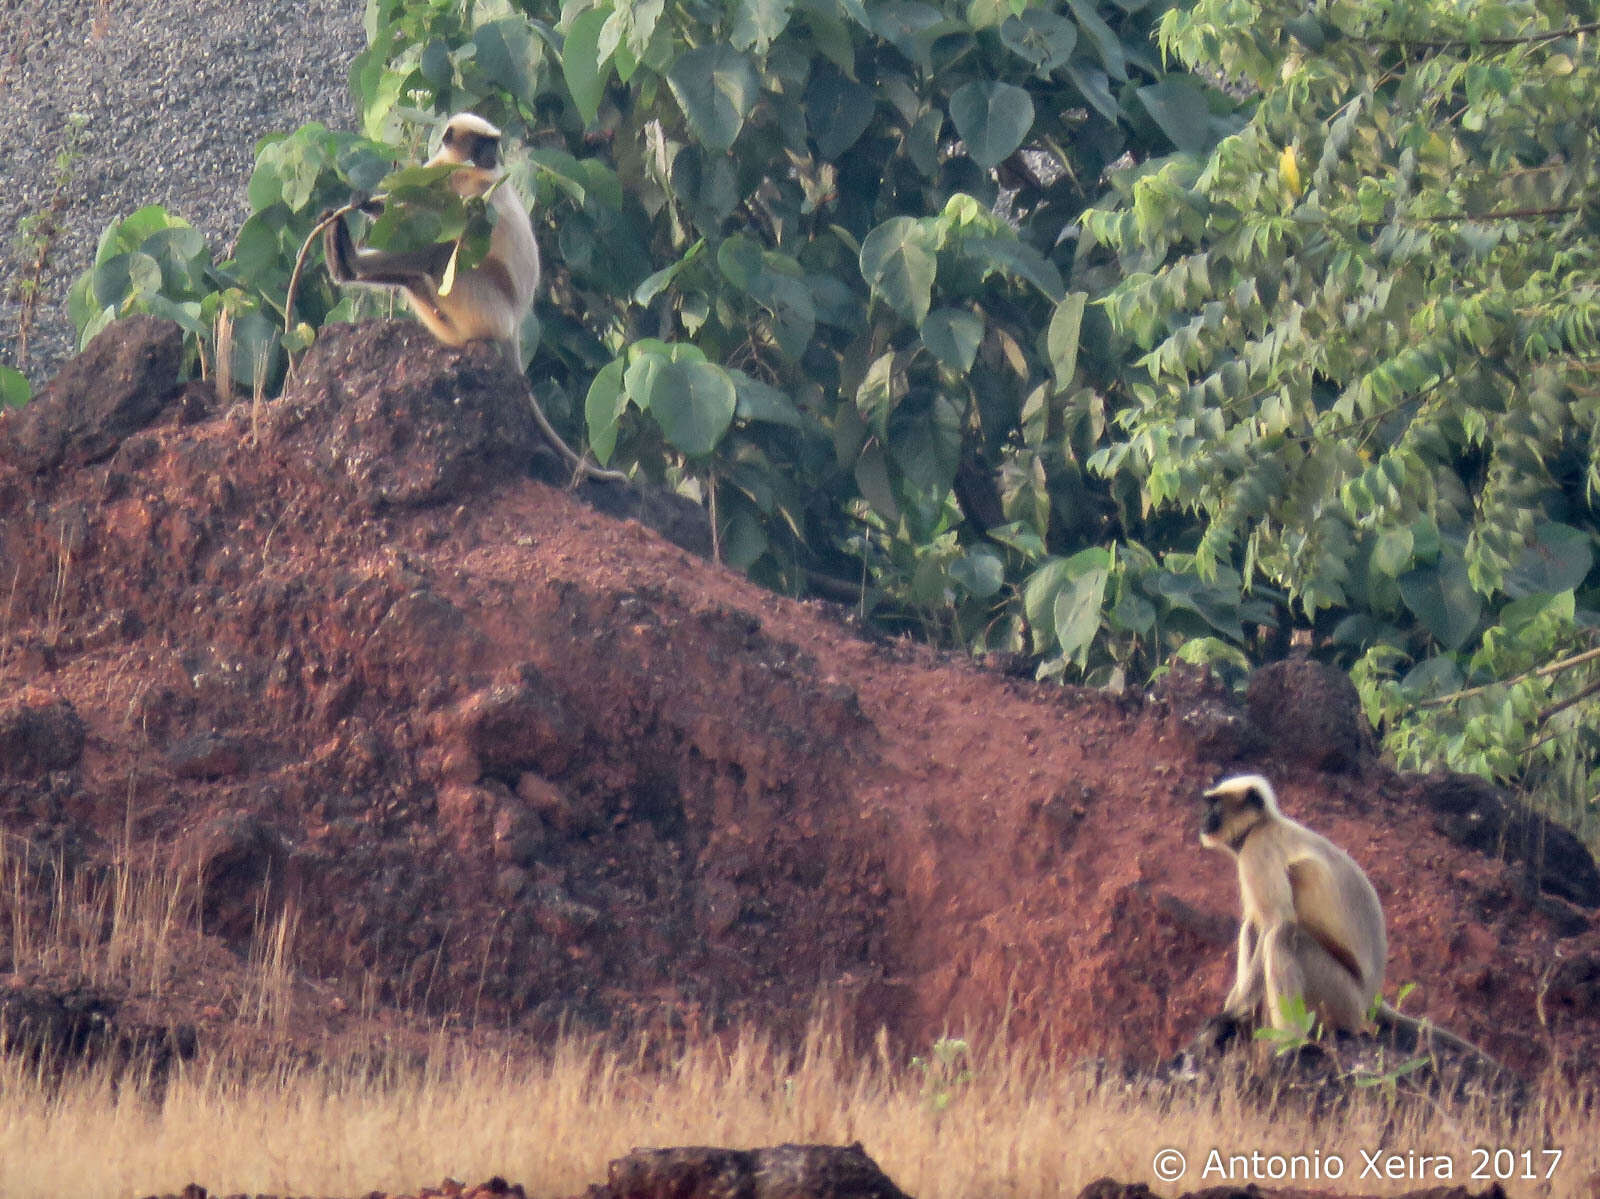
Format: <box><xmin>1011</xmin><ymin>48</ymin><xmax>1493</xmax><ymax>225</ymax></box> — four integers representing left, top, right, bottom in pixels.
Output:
<box><xmin>1365</xmin><ymin>20</ymin><xmax>1600</xmax><ymax>51</ymax></box>
<box><xmin>1417</xmin><ymin>643</ymin><xmax>1600</xmax><ymax>708</ymax></box>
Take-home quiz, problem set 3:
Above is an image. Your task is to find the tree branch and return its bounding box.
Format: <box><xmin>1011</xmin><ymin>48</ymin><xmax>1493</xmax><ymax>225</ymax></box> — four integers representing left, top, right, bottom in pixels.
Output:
<box><xmin>1366</xmin><ymin>21</ymin><xmax>1600</xmax><ymax>51</ymax></box>
<box><xmin>1416</xmin><ymin>643</ymin><xmax>1600</xmax><ymax>709</ymax></box>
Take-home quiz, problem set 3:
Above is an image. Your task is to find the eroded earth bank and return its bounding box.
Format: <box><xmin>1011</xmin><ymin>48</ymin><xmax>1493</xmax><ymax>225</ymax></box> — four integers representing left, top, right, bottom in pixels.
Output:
<box><xmin>4</xmin><ymin>317</ymin><xmax>1600</xmax><ymax>1198</ymax></box>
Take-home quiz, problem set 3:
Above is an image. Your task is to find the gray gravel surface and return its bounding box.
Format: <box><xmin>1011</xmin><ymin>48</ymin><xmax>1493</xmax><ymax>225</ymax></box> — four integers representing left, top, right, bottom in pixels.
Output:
<box><xmin>0</xmin><ymin>0</ymin><xmax>366</xmax><ymax>384</ymax></box>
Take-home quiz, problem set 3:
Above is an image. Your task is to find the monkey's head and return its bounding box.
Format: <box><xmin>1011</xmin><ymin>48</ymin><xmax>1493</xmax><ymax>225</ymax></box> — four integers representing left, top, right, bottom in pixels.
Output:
<box><xmin>1199</xmin><ymin>773</ymin><xmax>1277</xmax><ymax>853</ymax></box>
<box><xmin>429</xmin><ymin>113</ymin><xmax>505</xmax><ymax>193</ymax></box>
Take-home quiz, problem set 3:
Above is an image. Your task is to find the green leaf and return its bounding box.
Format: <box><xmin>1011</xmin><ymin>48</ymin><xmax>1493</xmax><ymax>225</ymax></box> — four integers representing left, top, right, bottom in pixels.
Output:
<box><xmin>855</xmin><ymin>440</ymin><xmax>900</xmax><ymax>522</ymax></box>
<box><xmin>93</xmin><ymin>251</ymin><xmax>164</xmax><ymax>308</ymax></box>
<box><xmin>585</xmin><ymin>357</ymin><xmax>628</xmax><ymax>465</ymax></box>
<box><xmin>1370</xmin><ymin>527</ymin><xmax>1414</xmax><ymax>577</ymax></box>
<box><xmin>1054</xmin><ymin>559</ymin><xmax>1109</xmax><ymax>666</ymax></box>
<box><xmin>634</xmin><ymin>239</ymin><xmax>706</xmax><ymax>307</ymax></box>
<box><xmin>731</xmin><ymin>0</ymin><xmax>793</xmax><ymax>54</ymax></box>
<box><xmin>1506</xmin><ymin>522</ymin><xmax>1592</xmax><ymax>597</ymax></box>
<box><xmin>666</xmin><ymin>45</ymin><xmax>759</xmax><ymax>152</ymax></box>
<box><xmin>1398</xmin><ymin>549</ymin><xmax>1483</xmax><ymax>651</ymax></box>
<box><xmin>999</xmin><ymin>10</ymin><xmax>1076</xmax><ymax>75</ymax></box>
<box><xmin>806</xmin><ymin>67</ymin><xmax>875</xmax><ymax>160</ymax></box>
<box><xmin>1046</xmin><ymin>292</ymin><xmax>1086</xmax><ymax>391</ymax></box>
<box><xmin>0</xmin><ymin>364</ymin><xmax>30</xmax><ymax>409</ymax></box>
<box><xmin>729</xmin><ymin>369</ymin><xmax>807</xmax><ymax>429</ymax></box>
<box><xmin>921</xmin><ymin>308</ymin><xmax>983</xmax><ymax>372</ymax></box>
<box><xmin>948</xmin><ymin>81</ymin><xmax>1034</xmax><ymax>171</ymax></box>
<box><xmin>562</xmin><ymin>6</ymin><xmax>613</xmax><ymax>127</ymax></box>
<box><xmin>959</xmin><ymin>236</ymin><xmax>1064</xmax><ymax>300</ymax></box>
<box><xmin>950</xmin><ymin>546</ymin><xmax>1005</xmax><ymax>598</ymax></box>
<box><xmin>642</xmin><ymin>360</ymin><xmax>737</xmax><ymax>455</ymax></box>
<box><xmin>474</xmin><ymin>18</ymin><xmax>542</xmax><ymax>110</ymax></box>
<box><xmin>860</xmin><ymin>217</ymin><xmax>937</xmax><ymax>326</ymax></box>
<box><xmin>1066</xmin><ymin>0</ymin><xmax>1126</xmax><ymax>81</ymax></box>
<box><xmin>1135</xmin><ymin>78</ymin><xmax>1215</xmax><ymax>155</ymax></box>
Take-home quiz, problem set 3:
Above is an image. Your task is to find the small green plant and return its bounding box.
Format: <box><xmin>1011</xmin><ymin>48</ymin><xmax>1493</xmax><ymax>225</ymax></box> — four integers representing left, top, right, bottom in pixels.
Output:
<box><xmin>1252</xmin><ymin>994</ymin><xmax>1319</xmax><ymax>1056</ymax></box>
<box><xmin>8</xmin><ymin>111</ymin><xmax>89</xmax><ymax>371</ymax></box>
<box><xmin>910</xmin><ymin>1035</ymin><xmax>973</xmax><ymax>1113</ymax></box>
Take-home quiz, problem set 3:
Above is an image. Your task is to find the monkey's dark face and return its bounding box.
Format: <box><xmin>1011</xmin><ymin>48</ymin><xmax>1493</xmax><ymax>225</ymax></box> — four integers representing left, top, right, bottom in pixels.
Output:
<box><xmin>441</xmin><ymin>127</ymin><xmax>501</xmax><ymax>170</ymax></box>
<box><xmin>1199</xmin><ymin>780</ymin><xmax>1267</xmax><ymax>851</ymax></box>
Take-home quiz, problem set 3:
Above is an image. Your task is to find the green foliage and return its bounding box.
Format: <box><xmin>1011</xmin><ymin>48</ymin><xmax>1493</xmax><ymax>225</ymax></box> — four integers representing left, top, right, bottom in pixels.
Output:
<box><xmin>0</xmin><ymin>365</ymin><xmax>30</xmax><ymax>408</ymax></box>
<box><xmin>332</xmin><ymin>0</ymin><xmax>1233</xmax><ymax>611</ymax></box>
<box><xmin>910</xmin><ymin>1035</ymin><xmax>973</xmax><ymax>1113</ymax></box>
<box><xmin>1079</xmin><ymin>0</ymin><xmax>1600</xmax><ymax>831</ymax></box>
<box><xmin>1253</xmin><ymin>994</ymin><xmax>1318</xmax><ymax>1055</ymax></box>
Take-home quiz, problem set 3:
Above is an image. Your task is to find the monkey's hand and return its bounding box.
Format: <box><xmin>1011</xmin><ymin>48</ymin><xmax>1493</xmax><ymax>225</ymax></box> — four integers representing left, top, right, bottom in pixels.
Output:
<box><xmin>351</xmin><ymin>190</ymin><xmax>386</xmax><ymax>217</ymax></box>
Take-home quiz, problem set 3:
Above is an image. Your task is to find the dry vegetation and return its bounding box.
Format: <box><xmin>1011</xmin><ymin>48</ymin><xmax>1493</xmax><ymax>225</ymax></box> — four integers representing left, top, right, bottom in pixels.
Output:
<box><xmin>1</xmin><ymin>847</ymin><xmax>1597</xmax><ymax>1199</ymax></box>
<box><xmin>3</xmin><ymin>1019</ymin><xmax>1599</xmax><ymax>1199</ymax></box>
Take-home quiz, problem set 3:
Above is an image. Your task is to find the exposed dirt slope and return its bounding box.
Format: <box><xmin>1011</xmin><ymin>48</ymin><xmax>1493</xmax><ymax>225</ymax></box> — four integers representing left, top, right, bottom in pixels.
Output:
<box><xmin>1</xmin><ymin>317</ymin><xmax>1598</xmax><ymax>1078</ymax></box>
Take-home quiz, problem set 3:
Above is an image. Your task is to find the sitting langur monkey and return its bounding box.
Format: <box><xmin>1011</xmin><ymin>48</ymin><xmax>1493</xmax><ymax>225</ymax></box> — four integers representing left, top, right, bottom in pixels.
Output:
<box><xmin>324</xmin><ymin>112</ymin><xmax>622</xmax><ymax>482</ymax></box>
<box><xmin>1200</xmin><ymin>774</ymin><xmax>1493</xmax><ymax>1063</ymax></box>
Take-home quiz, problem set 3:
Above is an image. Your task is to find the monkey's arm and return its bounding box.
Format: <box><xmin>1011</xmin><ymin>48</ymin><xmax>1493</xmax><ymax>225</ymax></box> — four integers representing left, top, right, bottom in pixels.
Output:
<box><xmin>324</xmin><ymin>212</ymin><xmax>454</xmax><ymax>290</ymax></box>
<box><xmin>1223</xmin><ymin>920</ymin><xmax>1261</xmax><ymax>1016</ymax></box>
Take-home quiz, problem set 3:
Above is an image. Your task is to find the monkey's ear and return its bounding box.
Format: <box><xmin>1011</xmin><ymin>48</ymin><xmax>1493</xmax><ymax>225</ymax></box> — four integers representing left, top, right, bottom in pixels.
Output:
<box><xmin>1242</xmin><ymin>785</ymin><xmax>1266</xmax><ymax>810</ymax></box>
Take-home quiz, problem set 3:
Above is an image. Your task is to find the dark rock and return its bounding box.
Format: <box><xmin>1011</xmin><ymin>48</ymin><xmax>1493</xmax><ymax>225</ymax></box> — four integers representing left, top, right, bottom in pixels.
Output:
<box><xmin>1076</xmin><ymin>1182</ymin><xmax>1162</xmax><ymax>1199</ymax></box>
<box><xmin>181</xmin><ymin>811</ymin><xmax>290</xmax><ymax>936</ymax></box>
<box><xmin>0</xmin><ymin>696</ymin><xmax>85</xmax><ymax>777</ymax></box>
<box><xmin>167</xmin><ymin>731</ymin><xmax>248</xmax><ymax>780</ymax></box>
<box><xmin>1</xmin><ymin>315</ymin><xmax>185</xmax><ymax>472</ymax></box>
<box><xmin>274</xmin><ymin>322</ymin><xmax>546</xmax><ymax>508</ymax></box>
<box><xmin>459</xmin><ymin>671</ymin><xmax>583</xmax><ymax>780</ymax></box>
<box><xmin>492</xmin><ymin>800</ymin><xmax>547</xmax><ymax>866</ymax></box>
<box><xmin>0</xmin><ymin>981</ymin><xmax>196</xmax><ymax>1076</ymax></box>
<box><xmin>1548</xmin><ymin>950</ymin><xmax>1600</xmax><ymax>1015</ymax></box>
<box><xmin>1244</xmin><ymin>658</ymin><xmax>1375</xmax><ymax>773</ymax></box>
<box><xmin>1150</xmin><ymin>663</ymin><xmax>1265</xmax><ymax>764</ymax></box>
<box><xmin>1408</xmin><ymin>772</ymin><xmax>1600</xmax><ymax>908</ymax></box>
<box><xmin>597</xmin><ymin>1142</ymin><xmax>912</xmax><ymax>1199</ymax></box>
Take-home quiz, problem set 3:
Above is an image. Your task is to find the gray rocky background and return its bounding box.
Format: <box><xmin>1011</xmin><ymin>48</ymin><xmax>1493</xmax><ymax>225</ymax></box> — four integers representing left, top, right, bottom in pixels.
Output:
<box><xmin>0</xmin><ymin>0</ymin><xmax>366</xmax><ymax>384</ymax></box>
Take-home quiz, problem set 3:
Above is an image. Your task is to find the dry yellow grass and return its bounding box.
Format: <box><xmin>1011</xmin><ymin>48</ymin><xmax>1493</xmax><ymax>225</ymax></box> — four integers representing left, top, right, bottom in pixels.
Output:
<box><xmin>1</xmin><ymin>1024</ymin><xmax>1597</xmax><ymax>1199</ymax></box>
<box><xmin>2</xmin><ymin>840</ymin><xmax>1597</xmax><ymax>1199</ymax></box>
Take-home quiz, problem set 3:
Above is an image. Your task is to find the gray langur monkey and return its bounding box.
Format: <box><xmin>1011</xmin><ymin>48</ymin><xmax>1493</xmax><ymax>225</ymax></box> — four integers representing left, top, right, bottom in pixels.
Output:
<box><xmin>324</xmin><ymin>112</ymin><xmax>623</xmax><ymax>483</ymax></box>
<box><xmin>1199</xmin><ymin>773</ymin><xmax>1495</xmax><ymax>1064</ymax></box>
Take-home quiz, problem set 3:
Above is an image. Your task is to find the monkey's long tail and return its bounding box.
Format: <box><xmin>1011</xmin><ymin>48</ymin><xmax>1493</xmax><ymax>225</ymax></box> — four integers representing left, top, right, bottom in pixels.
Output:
<box><xmin>526</xmin><ymin>394</ymin><xmax>629</xmax><ymax>485</ymax></box>
<box><xmin>1372</xmin><ymin>1002</ymin><xmax>1501</xmax><ymax>1072</ymax></box>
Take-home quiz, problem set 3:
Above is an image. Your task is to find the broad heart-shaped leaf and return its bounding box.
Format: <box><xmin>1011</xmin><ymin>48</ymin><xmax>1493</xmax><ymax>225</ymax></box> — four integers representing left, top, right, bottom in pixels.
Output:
<box><xmin>641</xmin><ymin>360</ymin><xmax>737</xmax><ymax>456</ymax></box>
<box><xmin>562</xmin><ymin>6</ymin><xmax>612</xmax><ymax>127</ymax></box>
<box><xmin>1399</xmin><ymin>548</ymin><xmax>1483</xmax><ymax>651</ymax></box>
<box><xmin>999</xmin><ymin>10</ymin><xmax>1077</xmax><ymax>75</ymax></box>
<box><xmin>474</xmin><ymin>18</ymin><xmax>542</xmax><ymax>110</ymax></box>
<box><xmin>1046</xmin><ymin>292</ymin><xmax>1086</xmax><ymax>391</ymax></box>
<box><xmin>805</xmin><ymin>65</ymin><xmax>875</xmax><ymax>161</ymax></box>
<box><xmin>921</xmin><ymin>308</ymin><xmax>983</xmax><ymax>372</ymax></box>
<box><xmin>948</xmin><ymin>81</ymin><xmax>1034</xmax><ymax>171</ymax></box>
<box><xmin>585</xmin><ymin>357</ymin><xmax>628</xmax><ymax>465</ymax></box>
<box><xmin>959</xmin><ymin>235</ymin><xmax>1064</xmax><ymax>301</ymax></box>
<box><xmin>1135</xmin><ymin>78</ymin><xmax>1215</xmax><ymax>155</ymax></box>
<box><xmin>731</xmin><ymin>0</ymin><xmax>793</xmax><ymax>54</ymax></box>
<box><xmin>666</xmin><ymin>45</ymin><xmax>759</xmax><ymax>152</ymax></box>
<box><xmin>1506</xmin><ymin>521</ymin><xmax>1593</xmax><ymax>598</ymax></box>
<box><xmin>859</xmin><ymin>217</ymin><xmax>937</xmax><ymax>326</ymax></box>
<box><xmin>93</xmin><ymin>251</ymin><xmax>163</xmax><ymax>308</ymax></box>
<box><xmin>1054</xmin><ymin>553</ymin><xmax>1110</xmax><ymax>666</ymax></box>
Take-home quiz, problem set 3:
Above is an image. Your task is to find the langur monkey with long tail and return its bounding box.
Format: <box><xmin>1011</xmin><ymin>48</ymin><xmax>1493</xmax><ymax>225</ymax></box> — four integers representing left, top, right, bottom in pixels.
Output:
<box><xmin>324</xmin><ymin>112</ymin><xmax>622</xmax><ymax>482</ymax></box>
<box><xmin>1200</xmin><ymin>773</ymin><xmax>1493</xmax><ymax>1063</ymax></box>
